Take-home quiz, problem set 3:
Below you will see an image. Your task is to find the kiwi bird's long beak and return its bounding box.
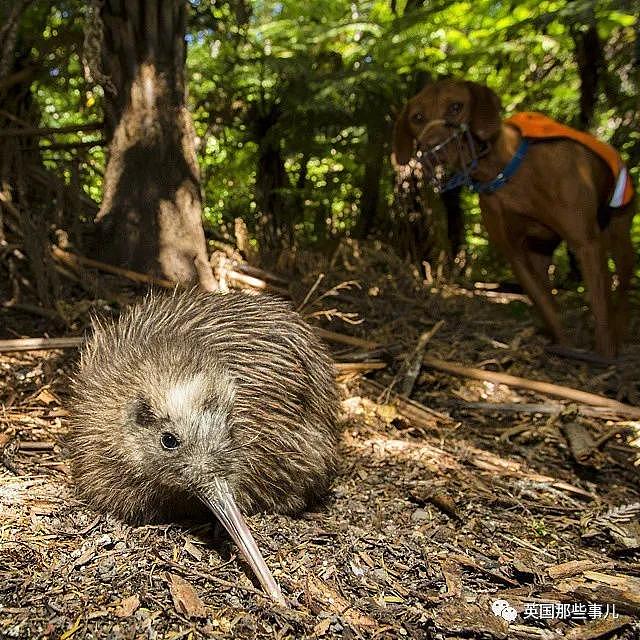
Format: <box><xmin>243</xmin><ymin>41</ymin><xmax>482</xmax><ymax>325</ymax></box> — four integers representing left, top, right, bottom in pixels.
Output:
<box><xmin>199</xmin><ymin>478</ymin><xmax>286</xmax><ymax>606</ymax></box>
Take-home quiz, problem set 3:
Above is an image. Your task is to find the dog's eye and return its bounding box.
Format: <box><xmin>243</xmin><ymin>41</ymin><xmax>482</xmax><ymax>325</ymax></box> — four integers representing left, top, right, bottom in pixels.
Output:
<box><xmin>160</xmin><ymin>432</ymin><xmax>180</xmax><ymax>450</ymax></box>
<box><xmin>411</xmin><ymin>112</ymin><xmax>424</xmax><ymax>124</ymax></box>
<box><xmin>447</xmin><ymin>102</ymin><xmax>463</xmax><ymax>116</ymax></box>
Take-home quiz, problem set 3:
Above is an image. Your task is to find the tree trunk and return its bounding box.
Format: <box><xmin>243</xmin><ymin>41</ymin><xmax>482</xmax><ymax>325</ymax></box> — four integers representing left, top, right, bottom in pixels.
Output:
<box><xmin>570</xmin><ymin>4</ymin><xmax>602</xmax><ymax>129</ymax></box>
<box><xmin>355</xmin><ymin>121</ymin><xmax>386</xmax><ymax>239</ymax></box>
<box><xmin>254</xmin><ymin>109</ymin><xmax>292</xmax><ymax>250</ymax></box>
<box><xmin>95</xmin><ymin>0</ymin><xmax>216</xmax><ymax>289</ymax></box>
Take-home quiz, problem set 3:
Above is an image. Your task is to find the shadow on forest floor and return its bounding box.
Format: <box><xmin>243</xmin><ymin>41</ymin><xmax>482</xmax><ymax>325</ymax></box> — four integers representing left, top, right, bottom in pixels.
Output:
<box><xmin>1</xmin><ymin>241</ymin><xmax>639</xmax><ymax>639</ymax></box>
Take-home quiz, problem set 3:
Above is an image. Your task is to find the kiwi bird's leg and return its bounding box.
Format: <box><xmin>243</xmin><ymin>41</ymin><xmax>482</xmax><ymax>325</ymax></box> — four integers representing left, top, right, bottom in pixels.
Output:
<box><xmin>199</xmin><ymin>478</ymin><xmax>286</xmax><ymax>606</ymax></box>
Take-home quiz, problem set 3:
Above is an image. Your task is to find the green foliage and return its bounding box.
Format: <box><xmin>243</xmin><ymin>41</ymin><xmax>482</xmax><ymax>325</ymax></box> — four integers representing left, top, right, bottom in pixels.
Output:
<box><xmin>185</xmin><ymin>0</ymin><xmax>638</xmax><ymax>255</ymax></box>
<box><xmin>21</xmin><ymin>0</ymin><xmax>640</xmax><ymax>275</ymax></box>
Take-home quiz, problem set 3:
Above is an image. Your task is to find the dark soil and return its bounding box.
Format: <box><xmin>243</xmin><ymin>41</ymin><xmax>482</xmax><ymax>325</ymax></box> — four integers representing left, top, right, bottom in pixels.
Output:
<box><xmin>1</xmin><ymin>242</ymin><xmax>639</xmax><ymax>639</ymax></box>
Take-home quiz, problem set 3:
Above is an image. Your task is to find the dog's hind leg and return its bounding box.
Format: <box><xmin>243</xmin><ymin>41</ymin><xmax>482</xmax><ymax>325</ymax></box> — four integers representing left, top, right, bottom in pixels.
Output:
<box><xmin>572</xmin><ymin>239</ymin><xmax>617</xmax><ymax>357</ymax></box>
<box><xmin>606</xmin><ymin>207</ymin><xmax>635</xmax><ymax>345</ymax></box>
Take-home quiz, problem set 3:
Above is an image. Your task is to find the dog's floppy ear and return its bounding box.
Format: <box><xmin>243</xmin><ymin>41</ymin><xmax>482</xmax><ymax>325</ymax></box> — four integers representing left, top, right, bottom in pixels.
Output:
<box><xmin>392</xmin><ymin>104</ymin><xmax>414</xmax><ymax>166</ymax></box>
<box><xmin>466</xmin><ymin>81</ymin><xmax>501</xmax><ymax>141</ymax></box>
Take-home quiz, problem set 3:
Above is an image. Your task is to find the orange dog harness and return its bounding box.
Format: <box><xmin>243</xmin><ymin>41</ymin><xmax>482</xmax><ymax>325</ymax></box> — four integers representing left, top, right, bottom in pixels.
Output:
<box><xmin>505</xmin><ymin>112</ymin><xmax>634</xmax><ymax>208</ymax></box>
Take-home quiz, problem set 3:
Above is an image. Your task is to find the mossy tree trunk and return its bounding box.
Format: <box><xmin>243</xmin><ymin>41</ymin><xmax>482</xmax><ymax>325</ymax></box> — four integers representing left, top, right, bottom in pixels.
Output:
<box><xmin>95</xmin><ymin>0</ymin><xmax>216</xmax><ymax>289</ymax></box>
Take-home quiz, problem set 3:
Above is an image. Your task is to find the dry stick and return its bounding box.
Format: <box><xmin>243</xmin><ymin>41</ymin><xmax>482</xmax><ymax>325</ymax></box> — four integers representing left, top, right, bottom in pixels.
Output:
<box><xmin>51</xmin><ymin>246</ymin><xmax>175</xmax><ymax>288</ymax></box>
<box><xmin>460</xmin><ymin>400</ymin><xmax>632</xmax><ymax>421</ymax></box>
<box><xmin>226</xmin><ymin>269</ymin><xmax>288</xmax><ymax>296</ymax></box>
<box><xmin>296</xmin><ymin>273</ymin><xmax>324</xmax><ymax>312</ymax></box>
<box><xmin>28</xmin><ymin>166</ymin><xmax>99</xmax><ymax>214</ymax></box>
<box><xmin>363</xmin><ymin>378</ymin><xmax>452</xmax><ymax>424</ymax></box>
<box><xmin>334</xmin><ymin>346</ymin><xmax>399</xmax><ymax>362</ymax></box>
<box><xmin>0</xmin><ymin>334</ymin><xmax>387</xmax><ymax>385</ymax></box>
<box><xmin>421</xmin><ymin>356</ymin><xmax>640</xmax><ymax>419</ymax></box>
<box><xmin>0</xmin><ymin>337</ymin><xmax>82</xmax><ymax>353</ymax></box>
<box><xmin>2</xmin><ymin>302</ymin><xmax>62</xmax><ymax>323</ymax></box>
<box><xmin>335</xmin><ymin>361</ymin><xmax>386</xmax><ymax>374</ymax></box>
<box><xmin>315</xmin><ymin>328</ymin><xmax>640</xmax><ymax>419</ymax></box>
<box><xmin>53</xmin><ymin>247</ymin><xmax>285</xmax><ymax>296</ymax></box>
<box><xmin>400</xmin><ymin>320</ymin><xmax>445</xmax><ymax>396</ymax></box>
<box><xmin>38</xmin><ymin>139</ymin><xmax>105</xmax><ymax>152</ymax></box>
<box><xmin>545</xmin><ymin>344</ymin><xmax>618</xmax><ymax>367</ymax></box>
<box><xmin>592</xmin><ymin>423</ymin><xmax>635</xmax><ymax>449</ymax></box>
<box><xmin>236</xmin><ymin>263</ymin><xmax>289</xmax><ymax>287</ymax></box>
<box><xmin>0</xmin><ymin>191</ymin><xmax>22</xmax><ymax>227</ymax></box>
<box><xmin>461</xmin><ymin>401</ymin><xmax>562</xmax><ymax>415</ymax></box>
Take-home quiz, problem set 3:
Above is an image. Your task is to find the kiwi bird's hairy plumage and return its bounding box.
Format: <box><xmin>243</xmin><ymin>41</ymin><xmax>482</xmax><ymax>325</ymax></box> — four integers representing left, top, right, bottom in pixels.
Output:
<box><xmin>68</xmin><ymin>288</ymin><xmax>341</xmax><ymax>525</ymax></box>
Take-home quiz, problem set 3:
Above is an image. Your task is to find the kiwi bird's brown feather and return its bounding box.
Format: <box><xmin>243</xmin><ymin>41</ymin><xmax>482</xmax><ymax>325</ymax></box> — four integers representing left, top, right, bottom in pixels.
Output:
<box><xmin>68</xmin><ymin>288</ymin><xmax>340</xmax><ymax>525</ymax></box>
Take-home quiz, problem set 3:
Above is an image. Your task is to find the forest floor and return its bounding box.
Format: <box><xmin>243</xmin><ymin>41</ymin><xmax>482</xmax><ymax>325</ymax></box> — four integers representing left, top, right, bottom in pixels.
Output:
<box><xmin>1</xmin><ymin>240</ymin><xmax>640</xmax><ymax>640</ymax></box>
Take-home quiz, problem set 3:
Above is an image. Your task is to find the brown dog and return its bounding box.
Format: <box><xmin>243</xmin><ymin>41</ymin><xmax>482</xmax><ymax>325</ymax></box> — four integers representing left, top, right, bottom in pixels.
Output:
<box><xmin>392</xmin><ymin>79</ymin><xmax>636</xmax><ymax>358</ymax></box>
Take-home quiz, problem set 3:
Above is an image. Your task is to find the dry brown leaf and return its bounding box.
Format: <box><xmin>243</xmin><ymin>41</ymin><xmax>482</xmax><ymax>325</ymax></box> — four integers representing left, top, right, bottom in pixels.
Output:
<box><xmin>306</xmin><ymin>575</ymin><xmax>376</xmax><ymax>629</ymax></box>
<box><xmin>114</xmin><ymin>594</ymin><xmax>140</xmax><ymax>618</ymax></box>
<box><xmin>36</xmin><ymin>389</ymin><xmax>57</xmax><ymax>405</ymax></box>
<box><xmin>564</xmin><ymin>615</ymin><xmax>635</xmax><ymax>640</ymax></box>
<box><xmin>168</xmin><ymin>573</ymin><xmax>207</xmax><ymax>618</ymax></box>
<box><xmin>583</xmin><ymin>571</ymin><xmax>640</xmax><ymax>592</ymax></box>
<box><xmin>441</xmin><ymin>560</ymin><xmax>462</xmax><ymax>598</ymax></box>
<box><xmin>547</xmin><ymin>559</ymin><xmax>597</xmax><ymax>579</ymax></box>
<box><xmin>73</xmin><ymin>547</ymin><xmax>96</xmax><ymax>568</ymax></box>
<box><xmin>183</xmin><ymin>540</ymin><xmax>203</xmax><ymax>562</ymax></box>
<box><xmin>311</xmin><ymin>618</ymin><xmax>332</xmax><ymax>637</ymax></box>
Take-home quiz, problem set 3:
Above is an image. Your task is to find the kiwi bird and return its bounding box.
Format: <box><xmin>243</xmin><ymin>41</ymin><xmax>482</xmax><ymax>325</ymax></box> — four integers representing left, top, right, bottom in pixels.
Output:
<box><xmin>68</xmin><ymin>288</ymin><xmax>341</xmax><ymax>603</ymax></box>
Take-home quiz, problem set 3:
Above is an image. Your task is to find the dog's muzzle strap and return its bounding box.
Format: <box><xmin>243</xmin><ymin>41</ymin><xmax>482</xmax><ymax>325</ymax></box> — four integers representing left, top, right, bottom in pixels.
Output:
<box><xmin>418</xmin><ymin>125</ymin><xmax>529</xmax><ymax>195</ymax></box>
<box><xmin>418</xmin><ymin>124</ymin><xmax>483</xmax><ymax>193</ymax></box>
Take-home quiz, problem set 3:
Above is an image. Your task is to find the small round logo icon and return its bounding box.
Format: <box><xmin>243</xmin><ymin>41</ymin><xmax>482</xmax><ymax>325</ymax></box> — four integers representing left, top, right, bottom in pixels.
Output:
<box><xmin>502</xmin><ymin>606</ymin><xmax>517</xmax><ymax>622</ymax></box>
<box><xmin>491</xmin><ymin>599</ymin><xmax>517</xmax><ymax>623</ymax></box>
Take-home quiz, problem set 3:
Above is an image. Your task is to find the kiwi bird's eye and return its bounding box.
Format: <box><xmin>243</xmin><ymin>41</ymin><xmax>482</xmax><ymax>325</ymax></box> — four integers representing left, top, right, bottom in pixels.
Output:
<box><xmin>448</xmin><ymin>101</ymin><xmax>463</xmax><ymax>115</ymax></box>
<box><xmin>411</xmin><ymin>112</ymin><xmax>424</xmax><ymax>124</ymax></box>
<box><xmin>160</xmin><ymin>432</ymin><xmax>180</xmax><ymax>450</ymax></box>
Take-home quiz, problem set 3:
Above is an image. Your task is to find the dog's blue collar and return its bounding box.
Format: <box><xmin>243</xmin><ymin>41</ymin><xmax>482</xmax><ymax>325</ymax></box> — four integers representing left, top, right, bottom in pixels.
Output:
<box><xmin>441</xmin><ymin>139</ymin><xmax>529</xmax><ymax>194</ymax></box>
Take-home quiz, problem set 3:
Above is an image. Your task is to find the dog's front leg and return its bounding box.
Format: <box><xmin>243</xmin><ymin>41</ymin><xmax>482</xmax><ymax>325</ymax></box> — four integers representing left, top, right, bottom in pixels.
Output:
<box><xmin>482</xmin><ymin>209</ymin><xmax>567</xmax><ymax>346</ymax></box>
<box><xmin>505</xmin><ymin>250</ymin><xmax>567</xmax><ymax>346</ymax></box>
<box><xmin>572</xmin><ymin>240</ymin><xmax>617</xmax><ymax>358</ymax></box>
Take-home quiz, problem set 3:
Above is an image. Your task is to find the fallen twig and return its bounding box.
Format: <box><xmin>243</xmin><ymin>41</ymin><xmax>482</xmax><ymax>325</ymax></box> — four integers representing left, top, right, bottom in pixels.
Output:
<box><xmin>235</xmin><ymin>263</ymin><xmax>289</xmax><ymax>286</ymax></box>
<box><xmin>225</xmin><ymin>268</ymin><xmax>289</xmax><ymax>296</ymax></box>
<box><xmin>316</xmin><ymin>328</ymin><xmax>640</xmax><ymax>418</ymax></box>
<box><xmin>422</xmin><ymin>356</ymin><xmax>640</xmax><ymax>419</ymax></box>
<box><xmin>2</xmin><ymin>302</ymin><xmax>63</xmax><ymax>323</ymax></box>
<box><xmin>314</xmin><ymin>328</ymin><xmax>377</xmax><ymax>350</ymax></box>
<box><xmin>52</xmin><ymin>246</ymin><xmax>175</xmax><ymax>288</ymax></box>
<box><xmin>400</xmin><ymin>320</ymin><xmax>444</xmax><ymax>396</ymax></box>
<box><xmin>334</xmin><ymin>361</ymin><xmax>386</xmax><ymax>374</ymax></box>
<box><xmin>545</xmin><ymin>344</ymin><xmax>619</xmax><ymax>367</ymax></box>
<box><xmin>296</xmin><ymin>273</ymin><xmax>324</xmax><ymax>312</ymax></box>
<box><xmin>363</xmin><ymin>379</ymin><xmax>452</xmax><ymax>424</ymax></box>
<box><xmin>591</xmin><ymin>423</ymin><xmax>635</xmax><ymax>449</ymax></box>
<box><xmin>0</xmin><ymin>337</ymin><xmax>82</xmax><ymax>353</ymax></box>
<box><xmin>459</xmin><ymin>401</ymin><xmax>563</xmax><ymax>415</ymax></box>
<box><xmin>53</xmin><ymin>247</ymin><xmax>286</xmax><ymax>296</ymax></box>
<box><xmin>0</xmin><ymin>121</ymin><xmax>103</xmax><ymax>138</ymax></box>
<box><xmin>458</xmin><ymin>401</ymin><xmax>636</xmax><ymax>421</ymax></box>
<box><xmin>0</xmin><ymin>191</ymin><xmax>23</xmax><ymax>228</ymax></box>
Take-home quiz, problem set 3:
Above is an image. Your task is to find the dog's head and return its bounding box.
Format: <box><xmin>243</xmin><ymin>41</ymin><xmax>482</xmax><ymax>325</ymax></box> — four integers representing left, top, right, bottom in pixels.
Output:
<box><xmin>392</xmin><ymin>80</ymin><xmax>502</xmax><ymax>189</ymax></box>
